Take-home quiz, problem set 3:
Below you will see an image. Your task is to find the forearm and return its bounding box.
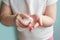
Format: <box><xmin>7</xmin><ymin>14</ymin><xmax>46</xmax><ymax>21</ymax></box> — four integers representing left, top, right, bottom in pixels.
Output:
<box><xmin>42</xmin><ymin>15</ymin><xmax>55</xmax><ymax>27</ymax></box>
<box><xmin>1</xmin><ymin>14</ymin><xmax>17</xmax><ymax>26</ymax></box>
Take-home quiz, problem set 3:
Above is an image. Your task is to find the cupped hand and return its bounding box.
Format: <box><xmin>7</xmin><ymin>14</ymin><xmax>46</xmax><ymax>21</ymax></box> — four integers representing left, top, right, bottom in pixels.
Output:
<box><xmin>15</xmin><ymin>13</ymin><xmax>31</xmax><ymax>28</ymax></box>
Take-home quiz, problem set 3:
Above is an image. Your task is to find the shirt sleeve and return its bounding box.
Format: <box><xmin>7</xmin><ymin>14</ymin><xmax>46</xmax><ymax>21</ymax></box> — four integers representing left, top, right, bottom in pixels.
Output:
<box><xmin>2</xmin><ymin>0</ymin><xmax>10</xmax><ymax>6</ymax></box>
<box><xmin>47</xmin><ymin>0</ymin><xmax>58</xmax><ymax>6</ymax></box>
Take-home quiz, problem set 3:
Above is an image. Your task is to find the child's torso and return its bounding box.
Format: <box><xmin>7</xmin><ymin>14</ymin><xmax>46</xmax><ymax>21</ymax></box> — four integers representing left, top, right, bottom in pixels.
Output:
<box><xmin>9</xmin><ymin>0</ymin><xmax>53</xmax><ymax>40</ymax></box>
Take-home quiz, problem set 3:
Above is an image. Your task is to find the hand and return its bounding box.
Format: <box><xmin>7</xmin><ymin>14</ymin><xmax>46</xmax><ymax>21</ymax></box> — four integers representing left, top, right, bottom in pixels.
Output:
<box><xmin>31</xmin><ymin>15</ymin><xmax>43</xmax><ymax>26</ymax></box>
<box><xmin>15</xmin><ymin>13</ymin><xmax>31</xmax><ymax>28</ymax></box>
<box><xmin>28</xmin><ymin>15</ymin><xmax>39</xmax><ymax>32</ymax></box>
<box><xmin>29</xmin><ymin>15</ymin><xmax>43</xmax><ymax>32</ymax></box>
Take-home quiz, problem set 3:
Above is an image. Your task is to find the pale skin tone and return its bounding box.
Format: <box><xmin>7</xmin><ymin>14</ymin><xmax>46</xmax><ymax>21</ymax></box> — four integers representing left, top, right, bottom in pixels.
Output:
<box><xmin>1</xmin><ymin>2</ymin><xmax>57</xmax><ymax>30</ymax></box>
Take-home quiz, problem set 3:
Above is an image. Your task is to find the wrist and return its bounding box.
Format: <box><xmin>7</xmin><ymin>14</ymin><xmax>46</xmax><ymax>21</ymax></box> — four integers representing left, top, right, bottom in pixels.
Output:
<box><xmin>38</xmin><ymin>15</ymin><xmax>43</xmax><ymax>27</ymax></box>
<box><xmin>14</xmin><ymin>14</ymin><xmax>18</xmax><ymax>25</ymax></box>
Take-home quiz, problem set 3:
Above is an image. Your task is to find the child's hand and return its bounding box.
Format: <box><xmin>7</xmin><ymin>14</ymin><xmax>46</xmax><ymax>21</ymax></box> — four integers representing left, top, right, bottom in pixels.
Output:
<box><xmin>29</xmin><ymin>15</ymin><xmax>43</xmax><ymax>32</ymax></box>
<box><xmin>15</xmin><ymin>13</ymin><xmax>31</xmax><ymax>28</ymax></box>
<box><xmin>28</xmin><ymin>15</ymin><xmax>39</xmax><ymax>32</ymax></box>
<box><xmin>31</xmin><ymin>15</ymin><xmax>43</xmax><ymax>26</ymax></box>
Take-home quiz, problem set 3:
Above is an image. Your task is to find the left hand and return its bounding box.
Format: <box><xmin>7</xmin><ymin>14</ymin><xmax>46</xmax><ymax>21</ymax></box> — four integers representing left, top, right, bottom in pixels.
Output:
<box><xmin>28</xmin><ymin>15</ymin><xmax>39</xmax><ymax>32</ymax></box>
<box><xmin>29</xmin><ymin>14</ymin><xmax>43</xmax><ymax>32</ymax></box>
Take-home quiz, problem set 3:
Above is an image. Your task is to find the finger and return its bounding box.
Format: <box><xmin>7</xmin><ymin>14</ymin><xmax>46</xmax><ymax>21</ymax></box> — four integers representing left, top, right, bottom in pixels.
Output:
<box><xmin>29</xmin><ymin>26</ymin><xmax>34</xmax><ymax>32</ymax></box>
<box><xmin>16</xmin><ymin>19</ymin><xmax>21</xmax><ymax>27</ymax></box>
<box><xmin>28</xmin><ymin>17</ymin><xmax>35</xmax><ymax>31</ymax></box>
<box><xmin>29</xmin><ymin>23</ymin><xmax>39</xmax><ymax>32</ymax></box>
<box><xmin>18</xmin><ymin>19</ymin><xmax>28</xmax><ymax>27</ymax></box>
<box><xmin>34</xmin><ymin>23</ymin><xmax>39</xmax><ymax>28</ymax></box>
<box><xmin>17</xmin><ymin>15</ymin><xmax>23</xmax><ymax>22</ymax></box>
<box><xmin>17</xmin><ymin>15</ymin><xmax>25</xmax><ymax>26</ymax></box>
<box><xmin>29</xmin><ymin>21</ymin><xmax>39</xmax><ymax>29</ymax></box>
<box><xmin>38</xmin><ymin>17</ymin><xmax>43</xmax><ymax>26</ymax></box>
<box><xmin>28</xmin><ymin>23</ymin><xmax>34</xmax><ymax>32</ymax></box>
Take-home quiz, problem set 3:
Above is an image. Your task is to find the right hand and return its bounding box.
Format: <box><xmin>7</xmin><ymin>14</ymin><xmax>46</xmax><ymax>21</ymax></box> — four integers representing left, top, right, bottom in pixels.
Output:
<box><xmin>29</xmin><ymin>15</ymin><xmax>43</xmax><ymax>32</ymax></box>
<box><xmin>15</xmin><ymin>13</ymin><xmax>31</xmax><ymax>28</ymax></box>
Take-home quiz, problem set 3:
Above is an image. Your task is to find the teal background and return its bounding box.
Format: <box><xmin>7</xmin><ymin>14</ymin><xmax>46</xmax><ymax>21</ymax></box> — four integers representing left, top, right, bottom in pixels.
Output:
<box><xmin>0</xmin><ymin>0</ymin><xmax>60</xmax><ymax>40</ymax></box>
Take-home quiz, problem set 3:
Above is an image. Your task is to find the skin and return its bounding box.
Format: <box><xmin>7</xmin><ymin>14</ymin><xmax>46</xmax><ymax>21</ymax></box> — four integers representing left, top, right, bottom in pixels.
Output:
<box><xmin>1</xmin><ymin>2</ymin><xmax>57</xmax><ymax>29</ymax></box>
<box><xmin>42</xmin><ymin>3</ymin><xmax>57</xmax><ymax>27</ymax></box>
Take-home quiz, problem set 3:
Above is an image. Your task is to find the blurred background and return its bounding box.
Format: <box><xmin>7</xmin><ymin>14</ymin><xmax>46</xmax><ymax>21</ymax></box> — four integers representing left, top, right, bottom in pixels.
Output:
<box><xmin>0</xmin><ymin>0</ymin><xmax>60</xmax><ymax>40</ymax></box>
